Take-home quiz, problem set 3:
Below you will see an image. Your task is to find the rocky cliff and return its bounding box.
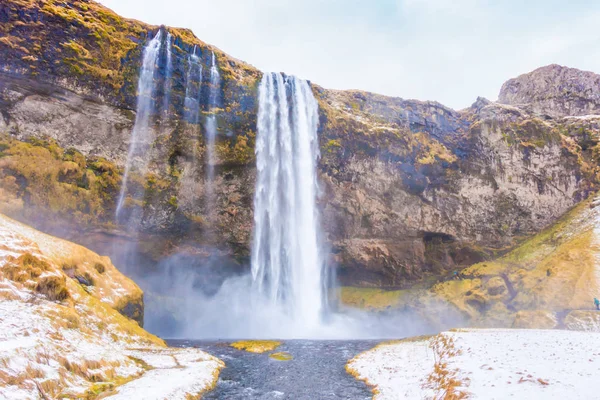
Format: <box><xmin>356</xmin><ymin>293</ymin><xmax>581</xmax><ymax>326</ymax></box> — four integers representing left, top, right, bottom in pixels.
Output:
<box><xmin>341</xmin><ymin>192</ymin><xmax>600</xmax><ymax>331</ymax></box>
<box><xmin>499</xmin><ymin>64</ymin><xmax>600</xmax><ymax>118</ymax></box>
<box><xmin>1</xmin><ymin>0</ymin><xmax>599</xmax><ymax>289</ymax></box>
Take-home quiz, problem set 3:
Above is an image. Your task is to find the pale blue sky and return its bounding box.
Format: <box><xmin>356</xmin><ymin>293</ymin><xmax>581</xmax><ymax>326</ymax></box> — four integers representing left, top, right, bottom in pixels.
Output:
<box><xmin>98</xmin><ymin>0</ymin><xmax>600</xmax><ymax>109</ymax></box>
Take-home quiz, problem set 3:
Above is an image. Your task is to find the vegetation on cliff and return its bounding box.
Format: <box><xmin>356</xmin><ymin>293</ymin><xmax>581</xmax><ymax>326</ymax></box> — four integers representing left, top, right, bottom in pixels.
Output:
<box><xmin>341</xmin><ymin>194</ymin><xmax>600</xmax><ymax>330</ymax></box>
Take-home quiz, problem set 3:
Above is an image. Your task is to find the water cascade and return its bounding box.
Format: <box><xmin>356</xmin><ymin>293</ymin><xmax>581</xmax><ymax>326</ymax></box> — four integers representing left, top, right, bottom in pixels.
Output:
<box><xmin>161</xmin><ymin>32</ymin><xmax>173</xmax><ymax>117</ymax></box>
<box><xmin>251</xmin><ymin>72</ymin><xmax>325</xmax><ymax>330</ymax></box>
<box><xmin>204</xmin><ymin>51</ymin><xmax>220</xmax><ymax>209</ymax></box>
<box><xmin>183</xmin><ymin>47</ymin><xmax>203</xmax><ymax>124</ymax></box>
<box><xmin>115</xmin><ymin>30</ymin><xmax>163</xmax><ymax>221</ymax></box>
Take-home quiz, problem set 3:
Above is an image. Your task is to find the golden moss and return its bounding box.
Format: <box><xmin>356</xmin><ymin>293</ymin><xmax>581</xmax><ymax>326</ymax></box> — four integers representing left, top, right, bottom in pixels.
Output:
<box><xmin>0</xmin><ymin>136</ymin><xmax>121</xmax><ymax>226</ymax></box>
<box><xmin>339</xmin><ymin>287</ymin><xmax>407</xmax><ymax>310</ymax></box>
<box><xmin>230</xmin><ymin>340</ymin><xmax>281</xmax><ymax>353</ymax></box>
<box><xmin>216</xmin><ymin>133</ymin><xmax>255</xmax><ymax>165</ymax></box>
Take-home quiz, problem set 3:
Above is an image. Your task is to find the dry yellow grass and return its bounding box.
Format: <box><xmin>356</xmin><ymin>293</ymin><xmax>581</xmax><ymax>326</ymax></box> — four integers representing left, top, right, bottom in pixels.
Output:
<box><xmin>423</xmin><ymin>334</ymin><xmax>468</xmax><ymax>399</ymax></box>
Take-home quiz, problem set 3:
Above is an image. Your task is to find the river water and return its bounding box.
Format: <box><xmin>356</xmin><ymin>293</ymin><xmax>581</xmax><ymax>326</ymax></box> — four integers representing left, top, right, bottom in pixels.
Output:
<box><xmin>167</xmin><ymin>340</ymin><xmax>378</xmax><ymax>399</ymax></box>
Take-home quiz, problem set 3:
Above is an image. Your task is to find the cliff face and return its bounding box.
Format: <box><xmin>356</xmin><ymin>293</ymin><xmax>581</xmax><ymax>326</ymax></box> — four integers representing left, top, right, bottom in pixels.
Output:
<box><xmin>499</xmin><ymin>64</ymin><xmax>600</xmax><ymax>118</ymax></box>
<box><xmin>341</xmin><ymin>194</ymin><xmax>600</xmax><ymax>331</ymax></box>
<box><xmin>1</xmin><ymin>0</ymin><xmax>599</xmax><ymax>288</ymax></box>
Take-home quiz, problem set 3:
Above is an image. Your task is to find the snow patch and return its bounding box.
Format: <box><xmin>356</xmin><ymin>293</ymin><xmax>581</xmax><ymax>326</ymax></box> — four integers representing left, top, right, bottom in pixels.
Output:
<box><xmin>349</xmin><ymin>329</ymin><xmax>600</xmax><ymax>399</ymax></box>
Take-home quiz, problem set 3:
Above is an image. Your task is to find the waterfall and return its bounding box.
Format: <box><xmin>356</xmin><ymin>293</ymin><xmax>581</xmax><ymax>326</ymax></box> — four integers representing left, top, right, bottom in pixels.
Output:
<box><xmin>116</xmin><ymin>30</ymin><xmax>162</xmax><ymax>221</ymax></box>
<box><xmin>184</xmin><ymin>47</ymin><xmax>202</xmax><ymax>124</ymax></box>
<box><xmin>162</xmin><ymin>32</ymin><xmax>173</xmax><ymax>117</ymax></box>
<box><xmin>205</xmin><ymin>51</ymin><xmax>220</xmax><ymax>208</ymax></box>
<box><xmin>251</xmin><ymin>72</ymin><xmax>324</xmax><ymax>330</ymax></box>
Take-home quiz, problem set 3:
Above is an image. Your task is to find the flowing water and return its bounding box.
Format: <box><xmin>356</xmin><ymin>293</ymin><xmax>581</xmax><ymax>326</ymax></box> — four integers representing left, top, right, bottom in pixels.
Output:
<box><xmin>161</xmin><ymin>32</ymin><xmax>173</xmax><ymax>117</ymax></box>
<box><xmin>251</xmin><ymin>73</ymin><xmax>325</xmax><ymax>331</ymax></box>
<box><xmin>205</xmin><ymin>51</ymin><xmax>220</xmax><ymax>210</ymax></box>
<box><xmin>168</xmin><ymin>340</ymin><xmax>376</xmax><ymax>400</ymax></box>
<box><xmin>115</xmin><ymin>30</ymin><xmax>163</xmax><ymax>221</ymax></box>
<box><xmin>184</xmin><ymin>47</ymin><xmax>203</xmax><ymax>125</ymax></box>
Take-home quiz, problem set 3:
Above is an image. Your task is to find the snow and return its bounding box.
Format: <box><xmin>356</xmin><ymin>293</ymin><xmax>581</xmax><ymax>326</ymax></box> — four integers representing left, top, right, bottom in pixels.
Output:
<box><xmin>348</xmin><ymin>329</ymin><xmax>600</xmax><ymax>400</ymax></box>
<box><xmin>106</xmin><ymin>349</ymin><xmax>222</xmax><ymax>400</ymax></box>
<box><xmin>348</xmin><ymin>340</ymin><xmax>436</xmax><ymax>399</ymax></box>
<box><xmin>0</xmin><ymin>293</ymin><xmax>222</xmax><ymax>400</ymax></box>
<box><xmin>0</xmin><ymin>214</ymin><xmax>223</xmax><ymax>399</ymax></box>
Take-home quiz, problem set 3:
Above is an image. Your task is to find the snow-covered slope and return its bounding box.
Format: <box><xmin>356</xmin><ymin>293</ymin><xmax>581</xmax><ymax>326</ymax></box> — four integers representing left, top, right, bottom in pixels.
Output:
<box><xmin>0</xmin><ymin>213</ymin><xmax>222</xmax><ymax>399</ymax></box>
<box><xmin>348</xmin><ymin>329</ymin><xmax>600</xmax><ymax>400</ymax></box>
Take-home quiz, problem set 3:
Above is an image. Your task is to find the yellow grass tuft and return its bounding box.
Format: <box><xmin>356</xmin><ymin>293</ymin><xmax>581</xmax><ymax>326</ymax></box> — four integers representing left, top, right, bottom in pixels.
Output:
<box><xmin>423</xmin><ymin>334</ymin><xmax>469</xmax><ymax>399</ymax></box>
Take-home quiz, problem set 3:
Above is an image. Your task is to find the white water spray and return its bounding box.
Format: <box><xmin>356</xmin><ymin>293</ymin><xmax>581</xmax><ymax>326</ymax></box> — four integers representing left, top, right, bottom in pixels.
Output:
<box><xmin>251</xmin><ymin>72</ymin><xmax>324</xmax><ymax>330</ymax></box>
<box><xmin>116</xmin><ymin>31</ymin><xmax>162</xmax><ymax>221</ymax></box>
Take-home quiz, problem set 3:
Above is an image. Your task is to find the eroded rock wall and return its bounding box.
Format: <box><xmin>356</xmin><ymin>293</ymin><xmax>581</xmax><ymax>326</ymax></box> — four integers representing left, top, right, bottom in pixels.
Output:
<box><xmin>0</xmin><ymin>0</ymin><xmax>599</xmax><ymax>289</ymax></box>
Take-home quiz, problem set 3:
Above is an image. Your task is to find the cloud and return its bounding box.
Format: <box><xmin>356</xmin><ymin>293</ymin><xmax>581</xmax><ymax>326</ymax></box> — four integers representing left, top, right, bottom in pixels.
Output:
<box><xmin>98</xmin><ymin>0</ymin><xmax>600</xmax><ymax>109</ymax></box>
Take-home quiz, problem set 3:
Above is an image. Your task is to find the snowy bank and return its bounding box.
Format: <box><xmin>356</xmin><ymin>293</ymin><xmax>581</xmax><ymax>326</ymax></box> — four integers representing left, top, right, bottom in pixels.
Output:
<box><xmin>0</xmin><ymin>213</ymin><xmax>222</xmax><ymax>399</ymax></box>
<box><xmin>347</xmin><ymin>329</ymin><xmax>600</xmax><ymax>399</ymax></box>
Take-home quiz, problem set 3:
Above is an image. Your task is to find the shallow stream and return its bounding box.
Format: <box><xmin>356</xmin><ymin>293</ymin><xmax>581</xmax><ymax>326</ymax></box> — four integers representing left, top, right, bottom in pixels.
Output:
<box><xmin>167</xmin><ymin>340</ymin><xmax>378</xmax><ymax>399</ymax></box>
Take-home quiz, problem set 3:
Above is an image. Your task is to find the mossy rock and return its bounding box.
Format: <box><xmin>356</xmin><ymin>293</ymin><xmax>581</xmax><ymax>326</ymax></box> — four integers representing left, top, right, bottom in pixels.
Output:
<box><xmin>512</xmin><ymin>310</ymin><xmax>558</xmax><ymax>329</ymax></box>
<box><xmin>230</xmin><ymin>340</ymin><xmax>281</xmax><ymax>353</ymax></box>
<box><xmin>269</xmin><ymin>352</ymin><xmax>293</xmax><ymax>361</ymax></box>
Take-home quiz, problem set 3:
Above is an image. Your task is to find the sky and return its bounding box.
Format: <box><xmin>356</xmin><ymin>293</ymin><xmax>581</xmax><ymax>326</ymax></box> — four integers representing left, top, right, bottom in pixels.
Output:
<box><xmin>98</xmin><ymin>0</ymin><xmax>600</xmax><ymax>110</ymax></box>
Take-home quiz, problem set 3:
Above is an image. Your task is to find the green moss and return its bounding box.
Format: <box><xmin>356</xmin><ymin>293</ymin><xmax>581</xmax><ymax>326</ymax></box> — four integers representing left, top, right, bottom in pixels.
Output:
<box><xmin>505</xmin><ymin>197</ymin><xmax>593</xmax><ymax>263</ymax></box>
<box><xmin>324</xmin><ymin>139</ymin><xmax>342</xmax><ymax>154</ymax></box>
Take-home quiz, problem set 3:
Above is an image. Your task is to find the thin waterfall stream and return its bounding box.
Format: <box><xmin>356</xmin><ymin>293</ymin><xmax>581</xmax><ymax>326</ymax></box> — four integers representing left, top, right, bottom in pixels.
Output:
<box><xmin>161</xmin><ymin>32</ymin><xmax>173</xmax><ymax>117</ymax></box>
<box><xmin>115</xmin><ymin>30</ymin><xmax>163</xmax><ymax>222</ymax></box>
<box><xmin>205</xmin><ymin>51</ymin><xmax>220</xmax><ymax>213</ymax></box>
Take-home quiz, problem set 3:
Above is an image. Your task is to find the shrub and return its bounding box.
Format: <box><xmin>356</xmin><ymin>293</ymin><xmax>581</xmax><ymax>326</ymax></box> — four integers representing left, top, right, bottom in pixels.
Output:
<box><xmin>4</xmin><ymin>253</ymin><xmax>50</xmax><ymax>283</ymax></box>
<box><xmin>93</xmin><ymin>262</ymin><xmax>106</xmax><ymax>274</ymax></box>
<box><xmin>35</xmin><ymin>276</ymin><xmax>71</xmax><ymax>302</ymax></box>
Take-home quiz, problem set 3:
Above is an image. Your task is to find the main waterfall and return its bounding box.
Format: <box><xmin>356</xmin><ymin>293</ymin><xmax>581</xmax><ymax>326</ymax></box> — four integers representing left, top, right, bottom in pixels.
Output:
<box><xmin>251</xmin><ymin>72</ymin><xmax>325</xmax><ymax>330</ymax></box>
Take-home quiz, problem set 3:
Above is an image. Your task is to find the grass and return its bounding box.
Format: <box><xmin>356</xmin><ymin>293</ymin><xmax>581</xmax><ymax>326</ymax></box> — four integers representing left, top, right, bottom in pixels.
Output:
<box><xmin>423</xmin><ymin>334</ymin><xmax>468</xmax><ymax>399</ymax></box>
<box><xmin>3</xmin><ymin>253</ymin><xmax>51</xmax><ymax>283</ymax></box>
<box><xmin>339</xmin><ymin>287</ymin><xmax>407</xmax><ymax>310</ymax></box>
<box><xmin>230</xmin><ymin>340</ymin><xmax>281</xmax><ymax>353</ymax></box>
<box><xmin>35</xmin><ymin>275</ymin><xmax>71</xmax><ymax>302</ymax></box>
